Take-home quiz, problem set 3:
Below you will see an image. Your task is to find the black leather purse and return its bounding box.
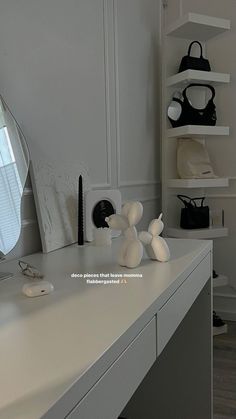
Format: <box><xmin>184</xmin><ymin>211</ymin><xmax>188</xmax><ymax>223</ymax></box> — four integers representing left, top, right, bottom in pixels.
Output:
<box><xmin>179</xmin><ymin>41</ymin><xmax>211</xmax><ymax>73</ymax></box>
<box><xmin>168</xmin><ymin>83</ymin><xmax>217</xmax><ymax>127</ymax></box>
<box><xmin>177</xmin><ymin>195</ymin><xmax>210</xmax><ymax>230</ymax></box>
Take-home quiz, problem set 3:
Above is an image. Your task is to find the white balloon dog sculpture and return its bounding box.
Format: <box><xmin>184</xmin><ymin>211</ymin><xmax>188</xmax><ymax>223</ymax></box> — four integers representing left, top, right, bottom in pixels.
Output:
<box><xmin>105</xmin><ymin>201</ymin><xmax>143</xmax><ymax>268</ymax></box>
<box><xmin>105</xmin><ymin>201</ymin><xmax>170</xmax><ymax>268</ymax></box>
<box><xmin>139</xmin><ymin>214</ymin><xmax>170</xmax><ymax>262</ymax></box>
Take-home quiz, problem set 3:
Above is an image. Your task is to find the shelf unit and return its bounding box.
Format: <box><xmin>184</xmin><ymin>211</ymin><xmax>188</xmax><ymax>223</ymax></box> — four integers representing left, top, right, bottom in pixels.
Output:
<box><xmin>167</xmin><ymin>125</ymin><xmax>229</xmax><ymax>138</ymax></box>
<box><xmin>166</xmin><ymin>70</ymin><xmax>230</xmax><ymax>88</ymax></box>
<box><xmin>162</xmin><ymin>14</ymin><xmax>230</xmax><ymax>230</ymax></box>
<box><xmin>162</xmin><ymin>11</ymin><xmax>231</xmax><ymax>332</ymax></box>
<box><xmin>168</xmin><ymin>178</ymin><xmax>229</xmax><ymax>188</ymax></box>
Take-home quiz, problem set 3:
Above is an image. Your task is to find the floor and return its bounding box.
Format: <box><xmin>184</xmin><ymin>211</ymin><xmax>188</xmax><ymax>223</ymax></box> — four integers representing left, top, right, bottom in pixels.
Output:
<box><xmin>214</xmin><ymin>321</ymin><xmax>236</xmax><ymax>418</ymax></box>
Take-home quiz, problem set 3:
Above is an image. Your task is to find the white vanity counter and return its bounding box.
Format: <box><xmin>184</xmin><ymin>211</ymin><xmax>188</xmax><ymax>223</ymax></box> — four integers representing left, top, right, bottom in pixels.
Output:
<box><xmin>0</xmin><ymin>238</ymin><xmax>212</xmax><ymax>419</ymax></box>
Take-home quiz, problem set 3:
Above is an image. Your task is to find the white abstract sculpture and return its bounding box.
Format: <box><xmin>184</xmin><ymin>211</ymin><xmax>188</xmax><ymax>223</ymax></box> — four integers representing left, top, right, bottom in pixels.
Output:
<box><xmin>139</xmin><ymin>214</ymin><xmax>170</xmax><ymax>262</ymax></box>
<box><xmin>105</xmin><ymin>201</ymin><xmax>143</xmax><ymax>269</ymax></box>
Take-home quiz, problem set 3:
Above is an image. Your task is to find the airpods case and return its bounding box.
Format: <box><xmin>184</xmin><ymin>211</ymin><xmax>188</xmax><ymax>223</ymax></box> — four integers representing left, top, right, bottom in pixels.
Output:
<box><xmin>22</xmin><ymin>281</ymin><xmax>54</xmax><ymax>298</ymax></box>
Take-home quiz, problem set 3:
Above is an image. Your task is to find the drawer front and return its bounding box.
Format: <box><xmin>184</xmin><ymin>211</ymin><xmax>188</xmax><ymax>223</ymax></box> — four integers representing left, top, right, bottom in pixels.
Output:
<box><xmin>157</xmin><ymin>253</ymin><xmax>211</xmax><ymax>355</ymax></box>
<box><xmin>68</xmin><ymin>317</ymin><xmax>156</xmax><ymax>419</ymax></box>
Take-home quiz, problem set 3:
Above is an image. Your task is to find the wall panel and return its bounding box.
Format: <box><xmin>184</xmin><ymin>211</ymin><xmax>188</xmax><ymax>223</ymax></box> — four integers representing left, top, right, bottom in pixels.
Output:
<box><xmin>0</xmin><ymin>0</ymin><xmax>161</xmax><ymax>258</ymax></box>
<box><xmin>115</xmin><ymin>0</ymin><xmax>161</xmax><ymax>186</ymax></box>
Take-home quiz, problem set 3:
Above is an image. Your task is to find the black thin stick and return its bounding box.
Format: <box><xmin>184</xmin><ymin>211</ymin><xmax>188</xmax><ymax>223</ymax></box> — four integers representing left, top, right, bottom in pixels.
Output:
<box><xmin>78</xmin><ymin>175</ymin><xmax>84</xmax><ymax>245</ymax></box>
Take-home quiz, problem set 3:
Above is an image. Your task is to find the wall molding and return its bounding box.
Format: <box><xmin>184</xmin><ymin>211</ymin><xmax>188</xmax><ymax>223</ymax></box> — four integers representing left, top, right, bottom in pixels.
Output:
<box><xmin>113</xmin><ymin>0</ymin><xmax>121</xmax><ymax>187</ymax></box>
<box><xmin>103</xmin><ymin>0</ymin><xmax>112</xmax><ymax>188</ymax></box>
<box><xmin>92</xmin><ymin>182</ymin><xmax>112</xmax><ymax>190</ymax></box>
<box><xmin>92</xmin><ymin>2</ymin><xmax>162</xmax><ymax>193</ymax></box>
<box><xmin>113</xmin><ymin>1</ymin><xmax>160</xmax><ymax>190</ymax></box>
<box><xmin>91</xmin><ymin>0</ymin><xmax>114</xmax><ymax>190</ymax></box>
<box><xmin>92</xmin><ymin>181</ymin><xmax>161</xmax><ymax>192</ymax></box>
<box><xmin>179</xmin><ymin>0</ymin><xmax>183</xmax><ymax>17</ymax></box>
<box><xmin>120</xmin><ymin>180</ymin><xmax>161</xmax><ymax>188</ymax></box>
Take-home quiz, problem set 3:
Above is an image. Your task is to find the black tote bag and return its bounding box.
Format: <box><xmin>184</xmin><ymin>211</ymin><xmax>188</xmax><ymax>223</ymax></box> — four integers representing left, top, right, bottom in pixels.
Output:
<box><xmin>179</xmin><ymin>41</ymin><xmax>211</xmax><ymax>73</ymax></box>
<box><xmin>177</xmin><ymin>195</ymin><xmax>210</xmax><ymax>230</ymax></box>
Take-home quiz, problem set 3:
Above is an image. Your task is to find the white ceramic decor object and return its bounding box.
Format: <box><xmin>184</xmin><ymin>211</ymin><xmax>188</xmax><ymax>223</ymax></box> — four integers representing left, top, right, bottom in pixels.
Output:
<box><xmin>105</xmin><ymin>201</ymin><xmax>143</xmax><ymax>269</ymax></box>
<box><xmin>31</xmin><ymin>160</ymin><xmax>88</xmax><ymax>253</ymax></box>
<box><xmin>93</xmin><ymin>228</ymin><xmax>112</xmax><ymax>246</ymax></box>
<box><xmin>139</xmin><ymin>214</ymin><xmax>170</xmax><ymax>263</ymax></box>
<box><xmin>85</xmin><ymin>190</ymin><xmax>122</xmax><ymax>242</ymax></box>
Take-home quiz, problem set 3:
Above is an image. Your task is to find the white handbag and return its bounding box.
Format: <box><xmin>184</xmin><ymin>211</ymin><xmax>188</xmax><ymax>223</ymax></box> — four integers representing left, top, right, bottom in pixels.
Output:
<box><xmin>177</xmin><ymin>138</ymin><xmax>217</xmax><ymax>179</ymax></box>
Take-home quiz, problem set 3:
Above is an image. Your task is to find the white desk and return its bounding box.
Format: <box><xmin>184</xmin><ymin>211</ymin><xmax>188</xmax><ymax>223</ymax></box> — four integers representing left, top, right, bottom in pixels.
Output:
<box><xmin>0</xmin><ymin>238</ymin><xmax>212</xmax><ymax>419</ymax></box>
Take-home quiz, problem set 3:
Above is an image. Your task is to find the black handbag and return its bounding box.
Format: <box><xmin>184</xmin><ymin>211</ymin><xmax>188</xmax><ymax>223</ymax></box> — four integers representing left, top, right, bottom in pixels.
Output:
<box><xmin>168</xmin><ymin>83</ymin><xmax>217</xmax><ymax>127</ymax></box>
<box><xmin>179</xmin><ymin>41</ymin><xmax>211</xmax><ymax>73</ymax></box>
<box><xmin>177</xmin><ymin>195</ymin><xmax>210</xmax><ymax>230</ymax></box>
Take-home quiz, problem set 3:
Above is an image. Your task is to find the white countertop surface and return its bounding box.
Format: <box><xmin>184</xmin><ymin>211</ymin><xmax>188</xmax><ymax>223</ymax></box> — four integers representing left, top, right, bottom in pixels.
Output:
<box><xmin>0</xmin><ymin>238</ymin><xmax>212</xmax><ymax>419</ymax></box>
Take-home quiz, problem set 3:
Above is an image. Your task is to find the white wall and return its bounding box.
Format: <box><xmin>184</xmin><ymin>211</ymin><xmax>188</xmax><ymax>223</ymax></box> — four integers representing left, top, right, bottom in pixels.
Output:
<box><xmin>165</xmin><ymin>0</ymin><xmax>236</xmax><ymax>287</ymax></box>
<box><xmin>0</xmin><ymin>0</ymin><xmax>161</xmax><ymax>257</ymax></box>
<box><xmin>115</xmin><ymin>0</ymin><xmax>161</xmax><ymax>231</ymax></box>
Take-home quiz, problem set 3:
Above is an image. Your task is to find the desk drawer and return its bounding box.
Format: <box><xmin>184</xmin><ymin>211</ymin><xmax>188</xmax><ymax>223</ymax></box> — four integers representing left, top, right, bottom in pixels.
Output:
<box><xmin>157</xmin><ymin>253</ymin><xmax>211</xmax><ymax>355</ymax></box>
<box><xmin>67</xmin><ymin>317</ymin><xmax>156</xmax><ymax>419</ymax></box>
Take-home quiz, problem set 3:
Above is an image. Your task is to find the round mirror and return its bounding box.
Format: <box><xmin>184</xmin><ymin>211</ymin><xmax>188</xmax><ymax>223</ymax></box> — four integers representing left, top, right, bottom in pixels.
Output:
<box><xmin>167</xmin><ymin>99</ymin><xmax>182</xmax><ymax>121</ymax></box>
<box><xmin>0</xmin><ymin>96</ymin><xmax>30</xmax><ymax>258</ymax></box>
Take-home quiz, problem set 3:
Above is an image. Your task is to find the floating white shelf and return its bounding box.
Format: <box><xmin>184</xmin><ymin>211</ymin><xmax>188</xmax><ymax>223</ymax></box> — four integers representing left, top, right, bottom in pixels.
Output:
<box><xmin>166</xmin><ymin>13</ymin><xmax>230</xmax><ymax>41</ymax></box>
<box><xmin>168</xmin><ymin>178</ymin><xmax>229</xmax><ymax>188</ymax></box>
<box><xmin>213</xmin><ymin>275</ymin><xmax>229</xmax><ymax>288</ymax></box>
<box><xmin>213</xmin><ymin>324</ymin><xmax>228</xmax><ymax>336</ymax></box>
<box><xmin>167</xmin><ymin>226</ymin><xmax>228</xmax><ymax>239</ymax></box>
<box><xmin>166</xmin><ymin>70</ymin><xmax>230</xmax><ymax>88</ymax></box>
<box><xmin>167</xmin><ymin>125</ymin><xmax>230</xmax><ymax>138</ymax></box>
<box><xmin>214</xmin><ymin>285</ymin><xmax>236</xmax><ymax>298</ymax></box>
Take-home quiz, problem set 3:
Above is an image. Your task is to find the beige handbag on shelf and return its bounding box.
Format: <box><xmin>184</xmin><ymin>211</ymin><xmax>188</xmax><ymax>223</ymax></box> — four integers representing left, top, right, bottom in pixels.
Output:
<box><xmin>177</xmin><ymin>138</ymin><xmax>217</xmax><ymax>179</ymax></box>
